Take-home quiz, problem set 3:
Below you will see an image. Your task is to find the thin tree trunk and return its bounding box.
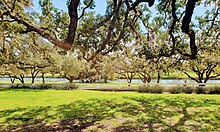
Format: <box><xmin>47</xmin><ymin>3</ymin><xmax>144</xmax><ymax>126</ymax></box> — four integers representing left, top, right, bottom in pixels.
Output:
<box><xmin>42</xmin><ymin>73</ymin><xmax>45</xmax><ymax>83</ymax></box>
<box><xmin>19</xmin><ymin>75</ymin><xmax>24</xmax><ymax>84</ymax></box>
<box><xmin>31</xmin><ymin>74</ymin><xmax>35</xmax><ymax>84</ymax></box>
<box><xmin>147</xmin><ymin>75</ymin><xmax>151</xmax><ymax>83</ymax></box>
<box><xmin>9</xmin><ymin>75</ymin><xmax>15</xmax><ymax>84</ymax></box>
<box><xmin>157</xmin><ymin>71</ymin><xmax>161</xmax><ymax>83</ymax></box>
<box><xmin>31</xmin><ymin>69</ymin><xmax>39</xmax><ymax>84</ymax></box>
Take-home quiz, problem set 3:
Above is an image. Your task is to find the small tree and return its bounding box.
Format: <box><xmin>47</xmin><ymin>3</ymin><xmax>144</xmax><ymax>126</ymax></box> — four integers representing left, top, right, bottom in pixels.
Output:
<box><xmin>0</xmin><ymin>64</ymin><xmax>26</xmax><ymax>84</ymax></box>
<box><xmin>54</xmin><ymin>53</ymin><xmax>85</xmax><ymax>83</ymax></box>
<box><xmin>182</xmin><ymin>52</ymin><xmax>220</xmax><ymax>86</ymax></box>
<box><xmin>114</xmin><ymin>52</ymin><xmax>139</xmax><ymax>87</ymax></box>
<box><xmin>94</xmin><ymin>56</ymin><xmax>117</xmax><ymax>83</ymax></box>
<box><xmin>135</xmin><ymin>58</ymin><xmax>155</xmax><ymax>84</ymax></box>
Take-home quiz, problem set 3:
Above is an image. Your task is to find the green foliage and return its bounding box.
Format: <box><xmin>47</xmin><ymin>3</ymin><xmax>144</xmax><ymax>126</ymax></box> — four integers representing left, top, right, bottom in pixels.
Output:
<box><xmin>167</xmin><ymin>86</ymin><xmax>182</xmax><ymax>94</ymax></box>
<box><xmin>208</xmin><ymin>86</ymin><xmax>220</xmax><ymax>94</ymax></box>
<box><xmin>10</xmin><ymin>83</ymin><xmax>78</xmax><ymax>90</ymax></box>
<box><xmin>180</xmin><ymin>86</ymin><xmax>194</xmax><ymax>94</ymax></box>
<box><xmin>195</xmin><ymin>86</ymin><xmax>207</xmax><ymax>94</ymax></box>
<box><xmin>138</xmin><ymin>85</ymin><xmax>164</xmax><ymax>93</ymax></box>
<box><xmin>167</xmin><ymin>86</ymin><xmax>194</xmax><ymax>94</ymax></box>
<box><xmin>51</xmin><ymin>83</ymin><xmax>79</xmax><ymax>90</ymax></box>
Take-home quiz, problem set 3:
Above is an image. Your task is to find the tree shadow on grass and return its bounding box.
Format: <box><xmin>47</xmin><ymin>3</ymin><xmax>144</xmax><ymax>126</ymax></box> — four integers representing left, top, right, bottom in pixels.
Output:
<box><xmin>0</xmin><ymin>96</ymin><xmax>220</xmax><ymax>131</ymax></box>
<box><xmin>115</xmin><ymin>96</ymin><xmax>220</xmax><ymax>131</ymax></box>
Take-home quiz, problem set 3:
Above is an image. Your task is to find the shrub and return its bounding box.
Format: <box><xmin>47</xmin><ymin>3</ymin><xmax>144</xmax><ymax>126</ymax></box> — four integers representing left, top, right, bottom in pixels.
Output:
<box><xmin>194</xmin><ymin>86</ymin><xmax>207</xmax><ymax>94</ymax></box>
<box><xmin>138</xmin><ymin>85</ymin><xmax>164</xmax><ymax>93</ymax></box>
<box><xmin>180</xmin><ymin>86</ymin><xmax>194</xmax><ymax>94</ymax></box>
<box><xmin>10</xmin><ymin>84</ymin><xmax>20</xmax><ymax>88</ymax></box>
<box><xmin>92</xmin><ymin>87</ymin><xmax>139</xmax><ymax>92</ymax></box>
<box><xmin>167</xmin><ymin>86</ymin><xmax>182</xmax><ymax>94</ymax></box>
<box><xmin>208</xmin><ymin>86</ymin><xmax>220</xmax><ymax>94</ymax></box>
<box><xmin>11</xmin><ymin>84</ymin><xmax>32</xmax><ymax>89</ymax></box>
<box><xmin>11</xmin><ymin>83</ymin><xmax>78</xmax><ymax>90</ymax></box>
<box><xmin>33</xmin><ymin>84</ymin><xmax>53</xmax><ymax>89</ymax></box>
<box><xmin>52</xmin><ymin>83</ymin><xmax>78</xmax><ymax>90</ymax></box>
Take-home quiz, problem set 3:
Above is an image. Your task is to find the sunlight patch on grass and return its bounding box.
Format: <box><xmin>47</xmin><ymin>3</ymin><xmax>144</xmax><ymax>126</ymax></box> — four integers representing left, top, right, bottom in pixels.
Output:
<box><xmin>0</xmin><ymin>89</ymin><xmax>220</xmax><ymax>131</ymax></box>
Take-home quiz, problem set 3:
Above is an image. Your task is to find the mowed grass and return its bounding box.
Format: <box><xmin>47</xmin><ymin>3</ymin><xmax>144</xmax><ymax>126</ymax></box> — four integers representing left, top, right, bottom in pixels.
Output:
<box><xmin>0</xmin><ymin>89</ymin><xmax>139</xmax><ymax>110</ymax></box>
<box><xmin>0</xmin><ymin>89</ymin><xmax>220</xmax><ymax>131</ymax></box>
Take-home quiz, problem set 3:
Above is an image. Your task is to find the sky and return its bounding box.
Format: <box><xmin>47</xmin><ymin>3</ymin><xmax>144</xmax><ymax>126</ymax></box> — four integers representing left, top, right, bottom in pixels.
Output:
<box><xmin>33</xmin><ymin>0</ymin><xmax>107</xmax><ymax>14</ymax></box>
<box><xmin>32</xmin><ymin>0</ymin><xmax>213</xmax><ymax>24</ymax></box>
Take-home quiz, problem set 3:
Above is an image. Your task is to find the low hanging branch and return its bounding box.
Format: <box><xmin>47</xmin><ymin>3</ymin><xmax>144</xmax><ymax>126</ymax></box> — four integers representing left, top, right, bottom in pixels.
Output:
<box><xmin>2</xmin><ymin>0</ymin><xmax>156</xmax><ymax>60</ymax></box>
<box><xmin>2</xmin><ymin>0</ymin><xmax>204</xmax><ymax>61</ymax></box>
<box><xmin>1</xmin><ymin>0</ymin><xmax>82</xmax><ymax>50</ymax></box>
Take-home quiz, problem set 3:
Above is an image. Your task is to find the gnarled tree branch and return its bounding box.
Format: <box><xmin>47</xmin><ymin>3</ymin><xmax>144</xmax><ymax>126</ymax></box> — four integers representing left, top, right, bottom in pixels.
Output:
<box><xmin>181</xmin><ymin>0</ymin><xmax>198</xmax><ymax>59</ymax></box>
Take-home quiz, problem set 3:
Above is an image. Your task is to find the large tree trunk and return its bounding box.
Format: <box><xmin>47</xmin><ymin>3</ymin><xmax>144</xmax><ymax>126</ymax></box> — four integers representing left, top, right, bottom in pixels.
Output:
<box><xmin>181</xmin><ymin>0</ymin><xmax>198</xmax><ymax>59</ymax></box>
<box><xmin>65</xmin><ymin>0</ymin><xmax>80</xmax><ymax>45</ymax></box>
<box><xmin>65</xmin><ymin>76</ymin><xmax>74</xmax><ymax>83</ymax></box>
<box><xmin>104</xmin><ymin>78</ymin><xmax>107</xmax><ymax>83</ymax></box>
<box><xmin>69</xmin><ymin>78</ymin><xmax>74</xmax><ymax>83</ymax></box>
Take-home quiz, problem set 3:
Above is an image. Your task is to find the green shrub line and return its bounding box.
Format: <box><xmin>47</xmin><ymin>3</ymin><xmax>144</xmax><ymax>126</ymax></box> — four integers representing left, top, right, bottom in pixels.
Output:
<box><xmin>139</xmin><ymin>85</ymin><xmax>163</xmax><ymax>93</ymax></box>
<box><xmin>138</xmin><ymin>85</ymin><xmax>220</xmax><ymax>94</ymax></box>
<box><xmin>10</xmin><ymin>83</ymin><xmax>78</xmax><ymax>90</ymax></box>
<box><xmin>6</xmin><ymin>83</ymin><xmax>220</xmax><ymax>94</ymax></box>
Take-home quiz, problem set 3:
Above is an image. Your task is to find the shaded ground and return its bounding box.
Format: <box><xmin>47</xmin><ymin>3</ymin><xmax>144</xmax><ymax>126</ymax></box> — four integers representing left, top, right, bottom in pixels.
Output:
<box><xmin>0</xmin><ymin>93</ymin><xmax>220</xmax><ymax>132</ymax></box>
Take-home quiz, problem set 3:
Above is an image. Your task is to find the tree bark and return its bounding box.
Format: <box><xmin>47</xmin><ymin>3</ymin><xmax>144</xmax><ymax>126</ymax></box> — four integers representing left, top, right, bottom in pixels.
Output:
<box><xmin>138</xmin><ymin>72</ymin><xmax>151</xmax><ymax>83</ymax></box>
<box><xmin>42</xmin><ymin>73</ymin><xmax>45</xmax><ymax>83</ymax></box>
<box><xmin>19</xmin><ymin>75</ymin><xmax>24</xmax><ymax>84</ymax></box>
<box><xmin>65</xmin><ymin>0</ymin><xmax>80</xmax><ymax>45</ymax></box>
<box><xmin>157</xmin><ymin>70</ymin><xmax>161</xmax><ymax>83</ymax></box>
<box><xmin>69</xmin><ymin>79</ymin><xmax>74</xmax><ymax>83</ymax></box>
<box><xmin>2</xmin><ymin>0</ymin><xmax>81</xmax><ymax>50</ymax></box>
<box><xmin>9</xmin><ymin>75</ymin><xmax>15</xmax><ymax>84</ymax></box>
<box><xmin>31</xmin><ymin>68</ymin><xmax>39</xmax><ymax>84</ymax></box>
<box><xmin>67</xmin><ymin>76</ymin><xmax>74</xmax><ymax>83</ymax></box>
<box><xmin>104</xmin><ymin>78</ymin><xmax>107</xmax><ymax>83</ymax></box>
<box><xmin>181</xmin><ymin>0</ymin><xmax>198</xmax><ymax>59</ymax></box>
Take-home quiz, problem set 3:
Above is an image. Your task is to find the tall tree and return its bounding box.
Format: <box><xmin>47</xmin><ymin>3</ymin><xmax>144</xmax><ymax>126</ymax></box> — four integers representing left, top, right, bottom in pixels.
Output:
<box><xmin>2</xmin><ymin>0</ymin><xmax>216</xmax><ymax>60</ymax></box>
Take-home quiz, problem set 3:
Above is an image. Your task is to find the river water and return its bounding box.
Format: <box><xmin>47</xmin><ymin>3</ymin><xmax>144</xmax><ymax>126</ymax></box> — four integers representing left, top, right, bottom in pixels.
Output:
<box><xmin>1</xmin><ymin>78</ymin><xmax>220</xmax><ymax>84</ymax></box>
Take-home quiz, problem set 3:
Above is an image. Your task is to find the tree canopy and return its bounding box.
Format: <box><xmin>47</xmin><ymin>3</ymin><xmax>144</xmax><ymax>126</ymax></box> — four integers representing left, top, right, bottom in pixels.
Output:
<box><xmin>1</xmin><ymin>0</ymin><xmax>219</xmax><ymax>60</ymax></box>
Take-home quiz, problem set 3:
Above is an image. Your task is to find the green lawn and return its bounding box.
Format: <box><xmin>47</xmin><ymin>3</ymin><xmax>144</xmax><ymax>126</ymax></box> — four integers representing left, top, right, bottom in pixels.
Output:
<box><xmin>0</xmin><ymin>89</ymin><xmax>220</xmax><ymax>131</ymax></box>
